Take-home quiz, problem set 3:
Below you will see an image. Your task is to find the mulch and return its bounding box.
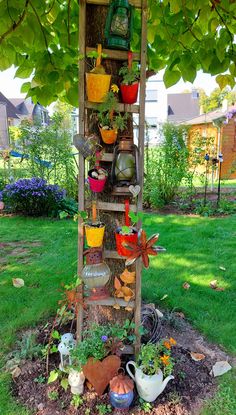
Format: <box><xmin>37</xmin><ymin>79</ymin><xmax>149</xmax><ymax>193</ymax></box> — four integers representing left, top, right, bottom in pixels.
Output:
<box><xmin>10</xmin><ymin>310</ymin><xmax>234</xmax><ymax>415</ymax></box>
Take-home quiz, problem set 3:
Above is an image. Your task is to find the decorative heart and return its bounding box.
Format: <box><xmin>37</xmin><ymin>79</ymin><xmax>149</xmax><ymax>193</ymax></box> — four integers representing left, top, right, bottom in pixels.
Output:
<box><xmin>129</xmin><ymin>185</ymin><xmax>141</xmax><ymax>197</ymax></box>
<box><xmin>82</xmin><ymin>355</ymin><xmax>121</xmax><ymax>396</ymax></box>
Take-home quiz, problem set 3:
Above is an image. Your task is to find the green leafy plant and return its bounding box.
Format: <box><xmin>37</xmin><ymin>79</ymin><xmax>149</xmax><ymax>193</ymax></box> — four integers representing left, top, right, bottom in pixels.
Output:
<box><xmin>70</xmin><ymin>394</ymin><xmax>84</xmax><ymax>408</ymax></box>
<box><xmin>119</xmin><ymin>211</ymin><xmax>143</xmax><ymax>235</ymax></box>
<box><xmin>119</xmin><ymin>62</ymin><xmax>140</xmax><ymax>85</ymax></box>
<box><xmin>138</xmin><ymin>338</ymin><xmax>176</xmax><ymax>377</ymax></box>
<box><xmin>72</xmin><ymin>320</ymin><xmax>135</xmax><ymax>371</ymax></box>
<box><xmin>13</xmin><ymin>332</ymin><xmax>43</xmax><ymax>360</ymax></box>
<box><xmin>63</xmin><ymin>275</ymin><xmax>82</xmax><ymax>291</ymax></box>
<box><xmin>47</xmin><ymin>390</ymin><xmax>59</xmax><ymax>401</ymax></box>
<box><xmin>96</xmin><ymin>403</ymin><xmax>112</xmax><ymax>415</ymax></box>
<box><xmin>96</xmin><ymin>86</ymin><xmax>129</xmax><ymax>131</ymax></box>
<box><xmin>139</xmin><ymin>398</ymin><xmax>153</xmax><ymax>413</ymax></box>
<box><xmin>34</xmin><ymin>375</ymin><xmax>46</xmax><ymax>384</ymax></box>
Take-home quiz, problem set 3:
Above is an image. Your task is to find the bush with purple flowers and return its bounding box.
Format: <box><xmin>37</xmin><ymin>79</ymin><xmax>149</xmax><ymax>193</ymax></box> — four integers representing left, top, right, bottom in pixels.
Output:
<box><xmin>2</xmin><ymin>177</ymin><xmax>66</xmax><ymax>216</ymax></box>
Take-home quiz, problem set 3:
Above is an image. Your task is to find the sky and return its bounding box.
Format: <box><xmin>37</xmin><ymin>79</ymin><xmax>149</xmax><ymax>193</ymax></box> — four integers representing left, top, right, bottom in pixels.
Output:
<box><xmin>0</xmin><ymin>65</ymin><xmax>218</xmax><ymax>100</ymax></box>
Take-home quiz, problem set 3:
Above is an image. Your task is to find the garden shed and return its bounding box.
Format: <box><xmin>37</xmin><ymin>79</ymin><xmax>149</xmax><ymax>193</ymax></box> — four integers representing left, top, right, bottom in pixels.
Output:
<box><xmin>185</xmin><ymin>104</ymin><xmax>236</xmax><ymax>179</ymax></box>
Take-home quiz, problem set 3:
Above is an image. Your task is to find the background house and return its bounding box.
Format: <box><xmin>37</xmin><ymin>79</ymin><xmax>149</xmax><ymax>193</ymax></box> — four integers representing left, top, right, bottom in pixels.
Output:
<box><xmin>184</xmin><ymin>102</ymin><xmax>236</xmax><ymax>179</ymax></box>
<box><xmin>9</xmin><ymin>97</ymin><xmax>49</xmax><ymax>126</ymax></box>
<box><xmin>167</xmin><ymin>91</ymin><xmax>200</xmax><ymax>123</ymax></box>
<box><xmin>0</xmin><ymin>93</ymin><xmax>19</xmax><ymax>149</ymax></box>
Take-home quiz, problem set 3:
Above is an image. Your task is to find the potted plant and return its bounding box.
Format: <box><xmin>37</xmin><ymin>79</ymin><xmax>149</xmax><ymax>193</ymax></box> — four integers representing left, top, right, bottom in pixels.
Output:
<box><xmin>88</xmin><ymin>167</ymin><xmax>108</xmax><ymax>193</ymax></box>
<box><xmin>119</xmin><ymin>54</ymin><xmax>140</xmax><ymax>104</ymax></box>
<box><xmin>97</xmin><ymin>85</ymin><xmax>128</xmax><ymax>144</ymax></box>
<box><xmin>115</xmin><ymin>211</ymin><xmax>143</xmax><ymax>257</ymax></box>
<box><xmin>126</xmin><ymin>339</ymin><xmax>176</xmax><ymax>402</ymax></box>
<box><xmin>74</xmin><ymin>208</ymin><xmax>105</xmax><ymax>248</ymax></box>
<box><xmin>86</xmin><ymin>44</ymin><xmax>111</xmax><ymax>103</ymax></box>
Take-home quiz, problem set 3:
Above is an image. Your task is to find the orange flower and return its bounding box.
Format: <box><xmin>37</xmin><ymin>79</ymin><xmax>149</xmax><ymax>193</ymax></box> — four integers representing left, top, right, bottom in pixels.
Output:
<box><xmin>169</xmin><ymin>337</ymin><xmax>177</xmax><ymax>346</ymax></box>
<box><xmin>163</xmin><ymin>341</ymin><xmax>171</xmax><ymax>350</ymax></box>
<box><xmin>160</xmin><ymin>354</ymin><xmax>170</xmax><ymax>366</ymax></box>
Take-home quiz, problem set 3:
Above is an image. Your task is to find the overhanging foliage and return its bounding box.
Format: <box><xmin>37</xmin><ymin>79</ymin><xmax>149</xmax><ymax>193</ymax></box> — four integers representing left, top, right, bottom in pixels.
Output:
<box><xmin>0</xmin><ymin>0</ymin><xmax>236</xmax><ymax>105</ymax></box>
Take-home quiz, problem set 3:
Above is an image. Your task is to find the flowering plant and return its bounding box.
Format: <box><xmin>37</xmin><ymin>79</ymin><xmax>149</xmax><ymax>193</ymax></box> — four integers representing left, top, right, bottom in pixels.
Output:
<box><xmin>2</xmin><ymin>177</ymin><xmax>65</xmax><ymax>216</ymax></box>
<box><xmin>72</xmin><ymin>320</ymin><xmax>135</xmax><ymax>371</ymax></box>
<box><xmin>97</xmin><ymin>84</ymin><xmax>128</xmax><ymax>131</ymax></box>
<box><xmin>138</xmin><ymin>338</ymin><xmax>176</xmax><ymax>377</ymax></box>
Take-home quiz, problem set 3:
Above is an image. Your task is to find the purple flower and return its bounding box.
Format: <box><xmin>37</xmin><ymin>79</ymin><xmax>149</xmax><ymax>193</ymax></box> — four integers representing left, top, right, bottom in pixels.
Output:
<box><xmin>101</xmin><ymin>335</ymin><xmax>108</xmax><ymax>342</ymax></box>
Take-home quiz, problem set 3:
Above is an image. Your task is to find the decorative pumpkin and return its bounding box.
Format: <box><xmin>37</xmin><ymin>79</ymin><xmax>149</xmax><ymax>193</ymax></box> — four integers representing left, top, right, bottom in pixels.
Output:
<box><xmin>109</xmin><ymin>370</ymin><xmax>134</xmax><ymax>409</ymax></box>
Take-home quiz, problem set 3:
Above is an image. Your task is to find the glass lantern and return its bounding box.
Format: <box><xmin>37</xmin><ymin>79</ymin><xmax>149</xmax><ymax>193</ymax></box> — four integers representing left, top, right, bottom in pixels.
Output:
<box><xmin>104</xmin><ymin>0</ymin><xmax>133</xmax><ymax>50</ymax></box>
<box><xmin>111</xmin><ymin>137</ymin><xmax>139</xmax><ymax>195</ymax></box>
<box><xmin>82</xmin><ymin>248</ymin><xmax>111</xmax><ymax>300</ymax></box>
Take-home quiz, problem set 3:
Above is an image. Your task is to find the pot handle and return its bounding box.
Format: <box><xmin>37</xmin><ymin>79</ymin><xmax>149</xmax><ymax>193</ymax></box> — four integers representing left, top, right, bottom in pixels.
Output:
<box><xmin>124</xmin><ymin>199</ymin><xmax>130</xmax><ymax>227</ymax></box>
<box><xmin>96</xmin><ymin>43</ymin><xmax>102</xmax><ymax>67</ymax></box>
<box><xmin>126</xmin><ymin>361</ymin><xmax>136</xmax><ymax>382</ymax></box>
<box><xmin>128</xmin><ymin>51</ymin><xmax>133</xmax><ymax>69</ymax></box>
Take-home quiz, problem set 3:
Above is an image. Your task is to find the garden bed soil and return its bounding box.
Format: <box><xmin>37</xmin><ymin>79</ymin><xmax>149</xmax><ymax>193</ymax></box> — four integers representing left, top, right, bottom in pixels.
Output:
<box><xmin>11</xmin><ymin>310</ymin><xmax>235</xmax><ymax>415</ymax></box>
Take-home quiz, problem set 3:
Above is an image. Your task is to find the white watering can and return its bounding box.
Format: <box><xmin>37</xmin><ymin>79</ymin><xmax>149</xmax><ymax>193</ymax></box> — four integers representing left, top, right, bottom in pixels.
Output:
<box><xmin>126</xmin><ymin>361</ymin><xmax>174</xmax><ymax>402</ymax></box>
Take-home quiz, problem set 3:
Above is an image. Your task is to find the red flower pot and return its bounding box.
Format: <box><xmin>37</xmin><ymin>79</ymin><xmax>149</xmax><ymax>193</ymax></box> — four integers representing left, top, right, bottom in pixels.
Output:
<box><xmin>120</xmin><ymin>83</ymin><xmax>139</xmax><ymax>104</ymax></box>
<box><xmin>88</xmin><ymin>169</ymin><xmax>107</xmax><ymax>193</ymax></box>
<box><xmin>115</xmin><ymin>228</ymin><xmax>138</xmax><ymax>257</ymax></box>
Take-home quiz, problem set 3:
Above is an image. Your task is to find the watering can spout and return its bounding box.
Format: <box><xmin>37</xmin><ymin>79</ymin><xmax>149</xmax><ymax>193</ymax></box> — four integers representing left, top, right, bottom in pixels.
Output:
<box><xmin>160</xmin><ymin>375</ymin><xmax>174</xmax><ymax>394</ymax></box>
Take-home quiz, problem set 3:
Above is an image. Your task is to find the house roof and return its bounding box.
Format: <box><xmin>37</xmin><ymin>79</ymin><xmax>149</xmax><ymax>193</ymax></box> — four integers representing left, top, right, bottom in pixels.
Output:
<box><xmin>9</xmin><ymin>97</ymin><xmax>35</xmax><ymax>116</ymax></box>
<box><xmin>167</xmin><ymin>92</ymin><xmax>200</xmax><ymax>123</ymax></box>
<box><xmin>183</xmin><ymin>104</ymin><xmax>236</xmax><ymax>125</ymax></box>
<box><xmin>0</xmin><ymin>92</ymin><xmax>19</xmax><ymax>119</ymax></box>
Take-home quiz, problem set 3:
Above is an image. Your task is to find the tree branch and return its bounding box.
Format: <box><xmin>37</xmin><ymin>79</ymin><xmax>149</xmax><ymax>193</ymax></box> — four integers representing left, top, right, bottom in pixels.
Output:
<box><xmin>214</xmin><ymin>5</ymin><xmax>234</xmax><ymax>52</ymax></box>
<box><xmin>182</xmin><ymin>9</ymin><xmax>201</xmax><ymax>35</ymax></box>
<box><xmin>0</xmin><ymin>0</ymin><xmax>29</xmax><ymax>45</ymax></box>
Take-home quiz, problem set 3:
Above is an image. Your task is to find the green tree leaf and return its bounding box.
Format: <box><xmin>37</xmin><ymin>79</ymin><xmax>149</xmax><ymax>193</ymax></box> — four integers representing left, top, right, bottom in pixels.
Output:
<box><xmin>48</xmin><ymin>370</ymin><xmax>58</xmax><ymax>384</ymax></box>
<box><xmin>163</xmin><ymin>69</ymin><xmax>181</xmax><ymax>88</ymax></box>
<box><xmin>60</xmin><ymin>378</ymin><xmax>69</xmax><ymax>391</ymax></box>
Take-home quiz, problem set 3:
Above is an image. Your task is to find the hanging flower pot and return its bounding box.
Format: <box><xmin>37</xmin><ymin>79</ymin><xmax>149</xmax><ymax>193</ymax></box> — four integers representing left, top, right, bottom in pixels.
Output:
<box><xmin>88</xmin><ymin>168</ymin><xmax>107</xmax><ymax>193</ymax></box>
<box><xmin>86</xmin><ymin>44</ymin><xmax>111</xmax><ymax>103</ymax></box>
<box><xmin>85</xmin><ymin>221</ymin><xmax>105</xmax><ymax>247</ymax></box>
<box><xmin>115</xmin><ymin>199</ymin><xmax>138</xmax><ymax>257</ymax></box>
<box><xmin>120</xmin><ymin>82</ymin><xmax>139</xmax><ymax>104</ymax></box>
<box><xmin>99</xmin><ymin>127</ymin><xmax>118</xmax><ymax>144</ymax></box>
<box><xmin>119</xmin><ymin>52</ymin><xmax>140</xmax><ymax>104</ymax></box>
<box><xmin>115</xmin><ymin>227</ymin><xmax>138</xmax><ymax>257</ymax></box>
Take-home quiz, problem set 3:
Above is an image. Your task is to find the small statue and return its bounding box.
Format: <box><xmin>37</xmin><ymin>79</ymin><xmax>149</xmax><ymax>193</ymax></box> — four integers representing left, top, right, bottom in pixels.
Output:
<box><xmin>68</xmin><ymin>369</ymin><xmax>85</xmax><ymax>395</ymax></box>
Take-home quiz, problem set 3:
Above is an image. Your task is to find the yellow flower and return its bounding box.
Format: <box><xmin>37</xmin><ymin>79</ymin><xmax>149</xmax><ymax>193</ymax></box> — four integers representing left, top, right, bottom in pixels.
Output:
<box><xmin>111</xmin><ymin>84</ymin><xmax>119</xmax><ymax>93</ymax></box>
<box><xmin>163</xmin><ymin>341</ymin><xmax>171</xmax><ymax>350</ymax></box>
<box><xmin>160</xmin><ymin>355</ymin><xmax>170</xmax><ymax>366</ymax></box>
<box><xmin>169</xmin><ymin>337</ymin><xmax>177</xmax><ymax>346</ymax></box>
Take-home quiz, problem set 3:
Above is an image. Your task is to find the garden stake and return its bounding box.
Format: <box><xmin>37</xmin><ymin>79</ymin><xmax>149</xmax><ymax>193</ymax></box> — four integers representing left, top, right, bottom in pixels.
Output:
<box><xmin>204</xmin><ymin>153</ymin><xmax>210</xmax><ymax>207</ymax></box>
<box><xmin>217</xmin><ymin>153</ymin><xmax>223</xmax><ymax>207</ymax></box>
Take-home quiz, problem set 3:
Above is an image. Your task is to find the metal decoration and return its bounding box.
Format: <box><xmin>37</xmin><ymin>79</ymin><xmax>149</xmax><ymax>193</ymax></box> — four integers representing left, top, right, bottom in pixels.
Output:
<box><xmin>104</xmin><ymin>0</ymin><xmax>134</xmax><ymax>50</ymax></box>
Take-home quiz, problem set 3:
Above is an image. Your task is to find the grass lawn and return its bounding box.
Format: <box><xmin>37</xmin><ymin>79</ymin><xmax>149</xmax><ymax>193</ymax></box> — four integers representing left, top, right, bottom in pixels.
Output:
<box><xmin>0</xmin><ymin>214</ymin><xmax>235</xmax><ymax>414</ymax></box>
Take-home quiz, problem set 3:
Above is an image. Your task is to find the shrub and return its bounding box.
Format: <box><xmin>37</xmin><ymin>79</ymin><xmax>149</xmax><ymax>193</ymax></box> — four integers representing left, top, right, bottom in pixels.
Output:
<box><xmin>2</xmin><ymin>177</ymin><xmax>65</xmax><ymax>216</ymax></box>
<box><xmin>144</xmin><ymin>123</ymin><xmax>189</xmax><ymax>207</ymax></box>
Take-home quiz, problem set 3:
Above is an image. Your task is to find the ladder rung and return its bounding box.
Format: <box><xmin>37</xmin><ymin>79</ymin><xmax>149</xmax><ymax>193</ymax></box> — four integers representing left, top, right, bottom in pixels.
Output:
<box><xmin>85</xmin><ymin>101</ymin><xmax>140</xmax><ymax>114</ymax></box>
<box><xmin>86</xmin><ymin>47</ymin><xmax>140</xmax><ymax>61</ymax></box>
<box><xmin>86</xmin><ymin>201</ymin><xmax>137</xmax><ymax>212</ymax></box>
<box><xmin>85</xmin><ymin>296</ymin><xmax>135</xmax><ymax>307</ymax></box>
<box><xmin>86</xmin><ymin>0</ymin><xmax>142</xmax><ymax>8</ymax></box>
<box><xmin>104</xmin><ymin>250</ymin><xmax>126</xmax><ymax>259</ymax></box>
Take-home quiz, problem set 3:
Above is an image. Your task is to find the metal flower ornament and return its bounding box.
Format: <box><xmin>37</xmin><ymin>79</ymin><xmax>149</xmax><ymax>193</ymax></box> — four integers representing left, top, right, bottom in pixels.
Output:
<box><xmin>124</xmin><ymin>230</ymin><xmax>166</xmax><ymax>268</ymax></box>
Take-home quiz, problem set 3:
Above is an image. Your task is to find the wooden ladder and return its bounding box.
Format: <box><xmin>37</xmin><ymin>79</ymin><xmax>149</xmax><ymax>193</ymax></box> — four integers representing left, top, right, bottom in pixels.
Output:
<box><xmin>77</xmin><ymin>0</ymin><xmax>147</xmax><ymax>354</ymax></box>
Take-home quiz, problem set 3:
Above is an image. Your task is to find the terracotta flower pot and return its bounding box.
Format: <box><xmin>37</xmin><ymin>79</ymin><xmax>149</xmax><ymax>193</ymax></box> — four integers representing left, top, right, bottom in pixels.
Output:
<box><xmin>99</xmin><ymin>127</ymin><xmax>118</xmax><ymax>144</ymax></box>
<box><xmin>115</xmin><ymin>227</ymin><xmax>138</xmax><ymax>257</ymax></box>
<box><xmin>120</xmin><ymin>82</ymin><xmax>139</xmax><ymax>104</ymax></box>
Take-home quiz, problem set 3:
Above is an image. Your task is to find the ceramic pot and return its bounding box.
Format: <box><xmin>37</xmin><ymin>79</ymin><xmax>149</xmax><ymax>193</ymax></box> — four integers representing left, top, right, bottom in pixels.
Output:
<box><xmin>126</xmin><ymin>361</ymin><xmax>174</xmax><ymax>402</ymax></box>
<box><xmin>86</xmin><ymin>73</ymin><xmax>111</xmax><ymax>102</ymax></box>
<box><xmin>99</xmin><ymin>127</ymin><xmax>118</xmax><ymax>144</ymax></box>
<box><xmin>88</xmin><ymin>169</ymin><xmax>107</xmax><ymax>193</ymax></box>
<box><xmin>85</xmin><ymin>223</ymin><xmax>105</xmax><ymax>247</ymax></box>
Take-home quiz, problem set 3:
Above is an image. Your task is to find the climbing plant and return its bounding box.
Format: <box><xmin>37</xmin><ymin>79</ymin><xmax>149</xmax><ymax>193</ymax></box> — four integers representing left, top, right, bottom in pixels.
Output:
<box><xmin>0</xmin><ymin>0</ymin><xmax>236</xmax><ymax>105</ymax></box>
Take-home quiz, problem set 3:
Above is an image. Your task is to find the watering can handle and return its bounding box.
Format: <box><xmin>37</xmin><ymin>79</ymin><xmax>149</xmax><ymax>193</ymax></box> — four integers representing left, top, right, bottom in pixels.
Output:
<box><xmin>125</xmin><ymin>199</ymin><xmax>130</xmax><ymax>227</ymax></box>
<box><xmin>126</xmin><ymin>361</ymin><xmax>136</xmax><ymax>381</ymax></box>
<box><xmin>128</xmin><ymin>51</ymin><xmax>132</xmax><ymax>69</ymax></box>
<box><xmin>92</xmin><ymin>200</ymin><xmax>97</xmax><ymax>221</ymax></box>
<box><xmin>96</xmin><ymin>43</ymin><xmax>102</xmax><ymax>67</ymax></box>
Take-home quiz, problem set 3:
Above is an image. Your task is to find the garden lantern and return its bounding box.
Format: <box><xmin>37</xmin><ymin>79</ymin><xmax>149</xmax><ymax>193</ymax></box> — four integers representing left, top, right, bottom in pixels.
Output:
<box><xmin>82</xmin><ymin>248</ymin><xmax>111</xmax><ymax>300</ymax></box>
<box><xmin>104</xmin><ymin>0</ymin><xmax>134</xmax><ymax>50</ymax></box>
<box><xmin>111</xmin><ymin>137</ymin><xmax>139</xmax><ymax>195</ymax></box>
<box><xmin>58</xmin><ymin>333</ymin><xmax>76</xmax><ymax>371</ymax></box>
